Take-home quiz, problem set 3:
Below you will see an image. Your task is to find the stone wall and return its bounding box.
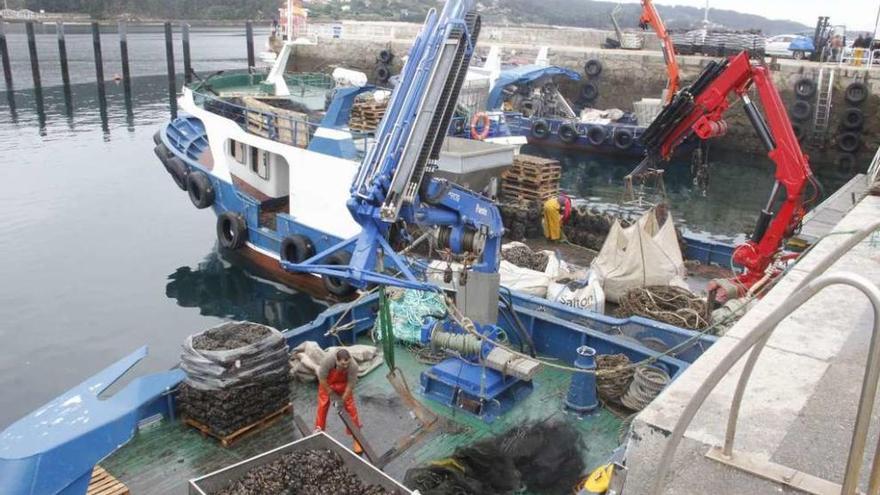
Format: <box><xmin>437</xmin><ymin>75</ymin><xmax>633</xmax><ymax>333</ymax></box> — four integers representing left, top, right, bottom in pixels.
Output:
<box><xmin>292</xmin><ymin>22</ymin><xmax>880</xmax><ymax>169</ymax></box>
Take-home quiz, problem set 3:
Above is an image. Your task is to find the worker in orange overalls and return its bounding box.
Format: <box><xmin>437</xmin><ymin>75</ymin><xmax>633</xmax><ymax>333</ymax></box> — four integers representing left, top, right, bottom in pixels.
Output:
<box><xmin>314</xmin><ymin>348</ymin><xmax>364</xmax><ymax>454</ymax></box>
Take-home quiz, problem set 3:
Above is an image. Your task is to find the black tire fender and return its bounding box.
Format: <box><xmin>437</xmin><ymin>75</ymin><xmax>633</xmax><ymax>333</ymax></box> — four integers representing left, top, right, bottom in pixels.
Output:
<box><xmin>153</xmin><ymin>144</ymin><xmax>172</xmax><ymax>167</ymax></box>
<box><xmin>791</xmin><ymin>122</ymin><xmax>806</xmax><ymax>142</ymax></box>
<box><xmin>794</xmin><ymin>77</ymin><xmax>816</xmax><ymax>99</ymax></box>
<box><xmin>559</xmin><ymin>123</ymin><xmax>579</xmax><ymax>144</ymax></box>
<box><xmin>613</xmin><ymin>128</ymin><xmax>634</xmax><ymax>150</ymax></box>
<box><xmin>152</xmin><ymin>129</ymin><xmax>163</xmax><ymax>145</ymax></box>
<box><xmin>186</xmin><ymin>171</ymin><xmax>215</xmax><ymax>209</ymax></box>
<box><xmin>842</xmin><ymin>107</ymin><xmax>864</xmax><ymax>130</ymax></box>
<box><xmin>845</xmin><ymin>82</ymin><xmax>868</xmax><ymax>105</ymax></box>
<box><xmin>581</xmin><ymin>81</ymin><xmax>599</xmax><ymax>102</ymax></box>
<box><xmin>584</xmin><ymin>59</ymin><xmax>603</xmax><ymax>78</ymax></box>
<box><xmin>323</xmin><ymin>251</ymin><xmax>356</xmax><ymax>297</ymax></box>
<box><xmin>790</xmin><ymin>100</ymin><xmax>812</xmax><ymax>121</ymax></box>
<box><xmin>166</xmin><ymin>157</ymin><xmax>189</xmax><ymax>191</ymax></box>
<box><xmin>838</xmin><ymin>132</ymin><xmax>862</xmax><ymax>153</ymax></box>
<box><xmin>531</xmin><ymin>120</ymin><xmax>550</xmax><ymax>140</ymax></box>
<box><xmin>586</xmin><ymin>125</ymin><xmax>606</xmax><ymax>146</ymax></box>
<box><xmin>378</xmin><ymin>49</ymin><xmax>394</xmax><ymax>64</ymax></box>
<box><xmin>217</xmin><ymin>212</ymin><xmax>248</xmax><ymax>250</ymax></box>
<box><xmin>280</xmin><ymin>234</ymin><xmax>316</xmax><ymax>263</ymax></box>
<box><xmin>375</xmin><ymin>64</ymin><xmax>391</xmax><ymax>83</ymax></box>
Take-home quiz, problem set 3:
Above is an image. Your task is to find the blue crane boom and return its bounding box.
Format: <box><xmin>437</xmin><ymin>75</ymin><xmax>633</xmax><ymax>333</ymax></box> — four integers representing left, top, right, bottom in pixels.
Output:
<box><xmin>284</xmin><ymin>0</ymin><xmax>503</xmax><ymax>299</ymax></box>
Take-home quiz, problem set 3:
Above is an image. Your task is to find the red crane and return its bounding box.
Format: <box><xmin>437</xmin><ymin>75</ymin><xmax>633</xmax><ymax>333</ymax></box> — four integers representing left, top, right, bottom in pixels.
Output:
<box><xmin>639</xmin><ymin>0</ymin><xmax>680</xmax><ymax>102</ymax></box>
<box><xmin>635</xmin><ymin>51</ymin><xmax>820</xmax><ymax>302</ymax></box>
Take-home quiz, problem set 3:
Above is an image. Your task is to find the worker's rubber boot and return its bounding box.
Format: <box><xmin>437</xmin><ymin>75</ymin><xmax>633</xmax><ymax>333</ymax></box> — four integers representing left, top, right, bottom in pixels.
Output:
<box><xmin>352</xmin><ymin>440</ymin><xmax>364</xmax><ymax>455</ymax></box>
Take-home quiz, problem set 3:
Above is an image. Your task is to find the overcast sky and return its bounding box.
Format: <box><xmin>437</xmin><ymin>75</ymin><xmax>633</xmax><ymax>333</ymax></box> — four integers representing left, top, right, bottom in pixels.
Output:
<box><xmin>617</xmin><ymin>0</ymin><xmax>880</xmax><ymax>32</ymax></box>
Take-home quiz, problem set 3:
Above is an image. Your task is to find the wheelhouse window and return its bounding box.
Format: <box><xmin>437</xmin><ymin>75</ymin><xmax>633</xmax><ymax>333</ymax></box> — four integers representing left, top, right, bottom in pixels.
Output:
<box><xmin>251</xmin><ymin>147</ymin><xmax>270</xmax><ymax>180</ymax></box>
<box><xmin>229</xmin><ymin>140</ymin><xmax>246</xmax><ymax>164</ymax></box>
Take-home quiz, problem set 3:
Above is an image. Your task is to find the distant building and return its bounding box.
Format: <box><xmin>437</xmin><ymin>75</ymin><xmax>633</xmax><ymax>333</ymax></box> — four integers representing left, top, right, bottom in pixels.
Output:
<box><xmin>0</xmin><ymin>8</ymin><xmax>39</xmax><ymax>20</ymax></box>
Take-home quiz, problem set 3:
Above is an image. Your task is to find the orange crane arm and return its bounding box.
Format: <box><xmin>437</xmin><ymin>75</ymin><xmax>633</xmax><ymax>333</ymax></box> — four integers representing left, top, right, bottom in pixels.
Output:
<box><xmin>639</xmin><ymin>0</ymin><xmax>680</xmax><ymax>102</ymax></box>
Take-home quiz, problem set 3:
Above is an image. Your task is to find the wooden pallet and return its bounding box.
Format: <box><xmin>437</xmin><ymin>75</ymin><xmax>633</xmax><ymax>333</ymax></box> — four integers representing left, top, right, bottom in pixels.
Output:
<box><xmin>501</xmin><ymin>183</ymin><xmax>558</xmax><ymax>202</ymax></box>
<box><xmin>88</xmin><ymin>466</ymin><xmax>129</xmax><ymax>495</ymax></box>
<box><xmin>184</xmin><ymin>403</ymin><xmax>293</xmax><ymax>447</ymax></box>
<box><xmin>502</xmin><ymin>177</ymin><xmax>559</xmax><ymax>190</ymax></box>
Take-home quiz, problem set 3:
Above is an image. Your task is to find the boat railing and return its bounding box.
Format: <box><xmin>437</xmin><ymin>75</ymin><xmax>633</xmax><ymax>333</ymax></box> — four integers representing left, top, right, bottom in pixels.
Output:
<box><xmin>192</xmin><ymin>90</ymin><xmax>375</xmax><ymax>156</ymax></box>
<box><xmin>650</xmin><ymin>219</ymin><xmax>880</xmax><ymax>495</ymax></box>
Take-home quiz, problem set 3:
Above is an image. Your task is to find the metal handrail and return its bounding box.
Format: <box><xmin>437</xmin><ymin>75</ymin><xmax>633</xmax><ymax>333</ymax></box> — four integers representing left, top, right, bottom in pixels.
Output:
<box><xmin>652</xmin><ymin>221</ymin><xmax>880</xmax><ymax>495</ymax></box>
<box><xmin>867</xmin><ymin>145</ymin><xmax>880</xmax><ymax>186</ymax></box>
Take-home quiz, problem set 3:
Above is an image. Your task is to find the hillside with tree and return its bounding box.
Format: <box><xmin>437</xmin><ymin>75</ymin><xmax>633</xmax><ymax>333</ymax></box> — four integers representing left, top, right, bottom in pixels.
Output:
<box><xmin>12</xmin><ymin>0</ymin><xmax>810</xmax><ymax>35</ymax></box>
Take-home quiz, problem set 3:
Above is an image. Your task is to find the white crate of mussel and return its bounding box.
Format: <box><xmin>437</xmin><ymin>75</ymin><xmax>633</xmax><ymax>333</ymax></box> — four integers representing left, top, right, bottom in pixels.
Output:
<box><xmin>188</xmin><ymin>432</ymin><xmax>413</xmax><ymax>495</ymax></box>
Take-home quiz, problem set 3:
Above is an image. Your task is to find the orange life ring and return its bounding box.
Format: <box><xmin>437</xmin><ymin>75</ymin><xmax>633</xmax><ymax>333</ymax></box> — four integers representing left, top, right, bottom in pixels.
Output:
<box><xmin>470</xmin><ymin>112</ymin><xmax>491</xmax><ymax>140</ymax></box>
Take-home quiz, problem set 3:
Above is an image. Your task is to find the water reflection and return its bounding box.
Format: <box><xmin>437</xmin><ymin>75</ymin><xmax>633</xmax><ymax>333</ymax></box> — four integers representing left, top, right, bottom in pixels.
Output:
<box><xmin>529</xmin><ymin>145</ymin><xmax>849</xmax><ymax>244</ymax></box>
<box><xmin>166</xmin><ymin>248</ymin><xmax>327</xmax><ymax>331</ymax></box>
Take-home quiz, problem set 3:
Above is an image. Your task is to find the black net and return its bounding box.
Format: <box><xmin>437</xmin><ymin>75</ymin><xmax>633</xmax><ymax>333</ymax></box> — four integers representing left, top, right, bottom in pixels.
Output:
<box><xmin>404</xmin><ymin>420</ymin><xmax>587</xmax><ymax>495</ymax></box>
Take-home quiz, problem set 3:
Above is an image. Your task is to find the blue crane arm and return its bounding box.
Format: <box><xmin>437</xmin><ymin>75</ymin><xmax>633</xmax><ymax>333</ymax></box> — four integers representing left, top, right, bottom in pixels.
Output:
<box><xmin>283</xmin><ymin>0</ymin><xmax>504</xmax><ymax>292</ymax></box>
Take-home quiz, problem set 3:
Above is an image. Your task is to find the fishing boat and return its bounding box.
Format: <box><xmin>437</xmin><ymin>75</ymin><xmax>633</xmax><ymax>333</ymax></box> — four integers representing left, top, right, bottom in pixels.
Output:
<box><xmin>0</xmin><ymin>4</ymin><xmax>727</xmax><ymax>493</ymax></box>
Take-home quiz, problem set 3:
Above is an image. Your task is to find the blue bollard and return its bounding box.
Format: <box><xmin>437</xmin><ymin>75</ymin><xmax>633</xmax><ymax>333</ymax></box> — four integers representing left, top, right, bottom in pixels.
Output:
<box><xmin>564</xmin><ymin>346</ymin><xmax>599</xmax><ymax>414</ymax></box>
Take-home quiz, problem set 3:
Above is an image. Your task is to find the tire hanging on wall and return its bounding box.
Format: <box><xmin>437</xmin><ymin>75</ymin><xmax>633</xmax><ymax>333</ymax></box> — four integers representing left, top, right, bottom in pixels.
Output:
<box><xmin>280</xmin><ymin>234</ymin><xmax>316</xmax><ymax>264</ymax></box>
<box><xmin>217</xmin><ymin>212</ymin><xmax>247</xmax><ymax>250</ymax></box>
<box><xmin>166</xmin><ymin>157</ymin><xmax>189</xmax><ymax>191</ymax></box>
<box><xmin>790</xmin><ymin>100</ymin><xmax>812</xmax><ymax>121</ymax></box>
<box><xmin>794</xmin><ymin>77</ymin><xmax>816</xmax><ymax>99</ymax></box>
<box><xmin>323</xmin><ymin>251</ymin><xmax>356</xmax><ymax>297</ymax></box>
<box><xmin>586</xmin><ymin>125</ymin><xmax>606</xmax><ymax>146</ymax></box>
<box><xmin>845</xmin><ymin>82</ymin><xmax>868</xmax><ymax>105</ymax></box>
<box><xmin>531</xmin><ymin>120</ymin><xmax>550</xmax><ymax>140</ymax></box>
<box><xmin>838</xmin><ymin>132</ymin><xmax>862</xmax><ymax>153</ymax></box>
<box><xmin>374</xmin><ymin>64</ymin><xmax>391</xmax><ymax>84</ymax></box>
<box><xmin>613</xmin><ymin>128</ymin><xmax>634</xmax><ymax>150</ymax></box>
<box><xmin>559</xmin><ymin>123</ymin><xmax>579</xmax><ymax>144</ymax></box>
<box><xmin>841</xmin><ymin>107</ymin><xmax>864</xmax><ymax>130</ymax></box>
<box><xmin>378</xmin><ymin>49</ymin><xmax>394</xmax><ymax>64</ymax></box>
<box><xmin>581</xmin><ymin>81</ymin><xmax>599</xmax><ymax>102</ymax></box>
<box><xmin>584</xmin><ymin>59</ymin><xmax>603</xmax><ymax>78</ymax></box>
<box><xmin>186</xmin><ymin>171</ymin><xmax>215</xmax><ymax>209</ymax></box>
<box><xmin>153</xmin><ymin>129</ymin><xmax>163</xmax><ymax>146</ymax></box>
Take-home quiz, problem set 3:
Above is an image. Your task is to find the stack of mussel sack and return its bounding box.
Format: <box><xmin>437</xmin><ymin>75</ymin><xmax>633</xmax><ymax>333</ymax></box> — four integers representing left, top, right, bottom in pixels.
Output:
<box><xmin>178</xmin><ymin>322</ymin><xmax>292</xmax><ymax>437</ymax></box>
<box><xmin>499</xmin><ymin>200</ymin><xmax>625</xmax><ymax>252</ymax></box>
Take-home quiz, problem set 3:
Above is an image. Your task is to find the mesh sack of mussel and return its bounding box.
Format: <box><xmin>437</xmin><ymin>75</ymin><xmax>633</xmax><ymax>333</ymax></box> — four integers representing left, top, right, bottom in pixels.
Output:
<box><xmin>499</xmin><ymin>200</ymin><xmax>543</xmax><ymax>241</ymax></box>
<box><xmin>178</xmin><ymin>322</ymin><xmax>291</xmax><ymax>437</ymax></box>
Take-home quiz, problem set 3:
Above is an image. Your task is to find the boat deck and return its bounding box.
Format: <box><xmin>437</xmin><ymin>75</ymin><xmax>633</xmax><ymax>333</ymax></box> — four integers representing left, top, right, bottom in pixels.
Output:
<box><xmin>103</xmin><ymin>339</ymin><xmax>625</xmax><ymax>495</ymax></box>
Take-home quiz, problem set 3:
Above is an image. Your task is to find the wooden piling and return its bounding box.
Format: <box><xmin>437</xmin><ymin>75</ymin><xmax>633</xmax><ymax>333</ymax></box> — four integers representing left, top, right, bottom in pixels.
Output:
<box><xmin>0</xmin><ymin>21</ymin><xmax>13</xmax><ymax>93</ymax></box>
<box><xmin>164</xmin><ymin>22</ymin><xmax>178</xmax><ymax>119</ymax></box>
<box><xmin>119</xmin><ymin>21</ymin><xmax>132</xmax><ymax>109</ymax></box>
<box><xmin>182</xmin><ymin>23</ymin><xmax>192</xmax><ymax>84</ymax></box>
<box><xmin>92</xmin><ymin>22</ymin><xmax>107</xmax><ymax>108</ymax></box>
<box><xmin>246</xmin><ymin>21</ymin><xmax>255</xmax><ymax>70</ymax></box>
<box><xmin>57</xmin><ymin>22</ymin><xmax>72</xmax><ymax>112</ymax></box>
<box><xmin>25</xmin><ymin>22</ymin><xmax>42</xmax><ymax>92</ymax></box>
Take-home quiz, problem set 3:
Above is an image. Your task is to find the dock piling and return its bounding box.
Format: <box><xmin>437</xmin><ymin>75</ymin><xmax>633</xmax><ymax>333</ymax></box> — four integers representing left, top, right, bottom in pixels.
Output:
<box><xmin>25</xmin><ymin>22</ymin><xmax>44</xmax><ymax>124</ymax></box>
<box><xmin>92</xmin><ymin>22</ymin><xmax>108</xmax><ymax>129</ymax></box>
<box><xmin>0</xmin><ymin>21</ymin><xmax>13</xmax><ymax>92</ymax></box>
<box><xmin>58</xmin><ymin>22</ymin><xmax>72</xmax><ymax>114</ymax></box>
<box><xmin>119</xmin><ymin>21</ymin><xmax>132</xmax><ymax>105</ymax></box>
<box><xmin>246</xmin><ymin>21</ymin><xmax>255</xmax><ymax>70</ymax></box>
<box><xmin>182</xmin><ymin>23</ymin><xmax>192</xmax><ymax>84</ymax></box>
<box><xmin>25</xmin><ymin>22</ymin><xmax>42</xmax><ymax>91</ymax></box>
<box><xmin>164</xmin><ymin>22</ymin><xmax>178</xmax><ymax>119</ymax></box>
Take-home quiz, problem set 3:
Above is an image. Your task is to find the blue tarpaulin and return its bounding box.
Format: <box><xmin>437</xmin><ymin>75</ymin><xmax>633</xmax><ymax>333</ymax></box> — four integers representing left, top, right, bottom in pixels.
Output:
<box><xmin>487</xmin><ymin>65</ymin><xmax>581</xmax><ymax>110</ymax></box>
<box><xmin>788</xmin><ymin>36</ymin><xmax>815</xmax><ymax>53</ymax></box>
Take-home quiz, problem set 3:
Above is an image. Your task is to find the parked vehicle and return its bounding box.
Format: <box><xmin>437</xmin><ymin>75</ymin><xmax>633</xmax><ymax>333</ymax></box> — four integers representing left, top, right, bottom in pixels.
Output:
<box><xmin>765</xmin><ymin>34</ymin><xmax>814</xmax><ymax>59</ymax></box>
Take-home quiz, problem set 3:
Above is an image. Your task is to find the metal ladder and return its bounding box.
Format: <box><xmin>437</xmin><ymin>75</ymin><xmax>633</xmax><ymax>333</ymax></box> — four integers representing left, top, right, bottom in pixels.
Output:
<box><xmin>810</xmin><ymin>65</ymin><xmax>835</xmax><ymax>147</ymax></box>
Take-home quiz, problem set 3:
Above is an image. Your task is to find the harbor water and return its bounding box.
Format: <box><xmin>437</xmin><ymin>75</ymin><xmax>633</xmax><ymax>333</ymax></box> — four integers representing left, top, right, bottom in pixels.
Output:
<box><xmin>0</xmin><ymin>26</ymin><xmax>849</xmax><ymax>428</ymax></box>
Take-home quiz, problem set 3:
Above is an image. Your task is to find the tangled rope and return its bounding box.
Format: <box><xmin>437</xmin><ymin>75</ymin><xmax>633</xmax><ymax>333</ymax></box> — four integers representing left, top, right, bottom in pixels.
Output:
<box><xmin>617</xmin><ymin>286</ymin><xmax>709</xmax><ymax>330</ymax></box>
<box><xmin>596</xmin><ymin>354</ymin><xmax>634</xmax><ymax>402</ymax></box>
<box><xmin>620</xmin><ymin>366</ymin><xmax>671</xmax><ymax>412</ymax></box>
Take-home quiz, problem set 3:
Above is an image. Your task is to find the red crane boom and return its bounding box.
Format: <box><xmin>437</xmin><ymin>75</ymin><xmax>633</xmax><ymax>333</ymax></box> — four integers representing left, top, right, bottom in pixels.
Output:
<box><xmin>639</xmin><ymin>0</ymin><xmax>680</xmax><ymax>102</ymax></box>
<box><xmin>636</xmin><ymin>51</ymin><xmax>818</xmax><ymax>301</ymax></box>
